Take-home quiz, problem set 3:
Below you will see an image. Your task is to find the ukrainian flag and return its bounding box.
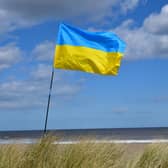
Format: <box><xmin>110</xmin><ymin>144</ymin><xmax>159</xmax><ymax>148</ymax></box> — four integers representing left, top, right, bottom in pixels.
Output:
<box><xmin>54</xmin><ymin>23</ymin><xmax>126</xmax><ymax>75</ymax></box>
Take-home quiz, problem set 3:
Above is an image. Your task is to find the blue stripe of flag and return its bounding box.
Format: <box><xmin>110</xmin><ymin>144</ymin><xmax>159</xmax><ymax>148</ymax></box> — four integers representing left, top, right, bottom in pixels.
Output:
<box><xmin>56</xmin><ymin>23</ymin><xmax>126</xmax><ymax>53</ymax></box>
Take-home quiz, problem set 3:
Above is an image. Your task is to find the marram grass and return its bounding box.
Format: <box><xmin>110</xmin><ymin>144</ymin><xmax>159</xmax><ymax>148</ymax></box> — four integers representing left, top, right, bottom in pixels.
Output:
<box><xmin>0</xmin><ymin>136</ymin><xmax>168</xmax><ymax>168</ymax></box>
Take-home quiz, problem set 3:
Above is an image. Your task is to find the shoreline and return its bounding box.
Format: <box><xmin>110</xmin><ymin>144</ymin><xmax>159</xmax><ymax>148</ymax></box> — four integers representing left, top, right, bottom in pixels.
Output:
<box><xmin>1</xmin><ymin>138</ymin><xmax>168</xmax><ymax>144</ymax></box>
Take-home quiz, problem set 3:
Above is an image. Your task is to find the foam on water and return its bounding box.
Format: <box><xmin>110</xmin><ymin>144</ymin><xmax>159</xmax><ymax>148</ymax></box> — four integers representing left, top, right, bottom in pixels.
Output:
<box><xmin>1</xmin><ymin>139</ymin><xmax>168</xmax><ymax>144</ymax></box>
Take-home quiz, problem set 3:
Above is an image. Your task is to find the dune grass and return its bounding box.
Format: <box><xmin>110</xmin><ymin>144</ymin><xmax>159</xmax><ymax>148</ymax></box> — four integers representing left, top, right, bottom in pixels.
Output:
<box><xmin>0</xmin><ymin>136</ymin><xmax>168</xmax><ymax>168</ymax></box>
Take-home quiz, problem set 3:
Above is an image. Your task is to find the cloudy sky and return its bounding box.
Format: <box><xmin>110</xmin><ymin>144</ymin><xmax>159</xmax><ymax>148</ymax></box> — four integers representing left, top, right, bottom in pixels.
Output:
<box><xmin>0</xmin><ymin>0</ymin><xmax>168</xmax><ymax>130</ymax></box>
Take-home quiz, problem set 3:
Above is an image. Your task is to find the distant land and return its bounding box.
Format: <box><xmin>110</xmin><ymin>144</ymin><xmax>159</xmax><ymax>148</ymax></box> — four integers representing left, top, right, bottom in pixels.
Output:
<box><xmin>1</xmin><ymin>127</ymin><xmax>168</xmax><ymax>141</ymax></box>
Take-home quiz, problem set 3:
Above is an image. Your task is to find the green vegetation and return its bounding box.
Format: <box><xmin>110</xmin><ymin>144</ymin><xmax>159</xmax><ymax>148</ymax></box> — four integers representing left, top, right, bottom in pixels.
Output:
<box><xmin>0</xmin><ymin>136</ymin><xmax>168</xmax><ymax>168</ymax></box>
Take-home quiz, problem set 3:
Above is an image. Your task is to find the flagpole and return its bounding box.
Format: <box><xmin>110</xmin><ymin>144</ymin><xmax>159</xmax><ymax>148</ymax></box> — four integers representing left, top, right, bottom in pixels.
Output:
<box><xmin>44</xmin><ymin>67</ymin><xmax>55</xmax><ymax>134</ymax></box>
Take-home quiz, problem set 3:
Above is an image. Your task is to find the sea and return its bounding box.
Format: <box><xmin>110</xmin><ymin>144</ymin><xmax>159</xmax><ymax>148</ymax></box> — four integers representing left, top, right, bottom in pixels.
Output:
<box><xmin>1</xmin><ymin>127</ymin><xmax>168</xmax><ymax>144</ymax></box>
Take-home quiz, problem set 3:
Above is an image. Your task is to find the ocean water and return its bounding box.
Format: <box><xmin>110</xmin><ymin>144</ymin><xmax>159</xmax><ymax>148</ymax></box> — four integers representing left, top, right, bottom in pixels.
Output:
<box><xmin>1</xmin><ymin>127</ymin><xmax>168</xmax><ymax>144</ymax></box>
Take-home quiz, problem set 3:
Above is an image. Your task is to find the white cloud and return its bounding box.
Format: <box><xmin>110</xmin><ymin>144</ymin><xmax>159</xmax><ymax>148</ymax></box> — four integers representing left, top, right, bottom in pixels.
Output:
<box><xmin>32</xmin><ymin>41</ymin><xmax>55</xmax><ymax>61</ymax></box>
<box><xmin>144</xmin><ymin>4</ymin><xmax>168</xmax><ymax>35</ymax></box>
<box><xmin>112</xmin><ymin>107</ymin><xmax>129</xmax><ymax>113</ymax></box>
<box><xmin>0</xmin><ymin>9</ymin><xmax>36</xmax><ymax>35</ymax></box>
<box><xmin>111</xmin><ymin>4</ymin><xmax>168</xmax><ymax>60</ymax></box>
<box><xmin>0</xmin><ymin>43</ymin><xmax>22</xmax><ymax>71</ymax></box>
<box><xmin>31</xmin><ymin>64</ymin><xmax>51</xmax><ymax>80</ymax></box>
<box><xmin>120</xmin><ymin>0</ymin><xmax>140</xmax><ymax>13</ymax></box>
<box><xmin>0</xmin><ymin>63</ymin><xmax>84</xmax><ymax>110</ymax></box>
<box><xmin>0</xmin><ymin>0</ymin><xmax>140</xmax><ymax>34</ymax></box>
<box><xmin>0</xmin><ymin>40</ymin><xmax>86</xmax><ymax>110</ymax></box>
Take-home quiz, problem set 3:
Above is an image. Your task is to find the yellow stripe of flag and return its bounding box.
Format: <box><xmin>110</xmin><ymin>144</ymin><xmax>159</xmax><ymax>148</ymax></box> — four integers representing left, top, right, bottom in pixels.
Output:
<box><xmin>54</xmin><ymin>45</ymin><xmax>123</xmax><ymax>75</ymax></box>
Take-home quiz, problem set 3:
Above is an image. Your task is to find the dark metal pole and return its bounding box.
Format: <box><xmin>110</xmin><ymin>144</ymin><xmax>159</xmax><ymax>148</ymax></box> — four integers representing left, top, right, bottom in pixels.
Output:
<box><xmin>44</xmin><ymin>68</ymin><xmax>55</xmax><ymax>134</ymax></box>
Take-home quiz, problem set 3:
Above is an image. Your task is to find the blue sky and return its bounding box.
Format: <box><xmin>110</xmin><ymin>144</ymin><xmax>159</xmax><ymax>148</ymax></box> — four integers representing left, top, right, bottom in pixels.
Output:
<box><xmin>0</xmin><ymin>0</ymin><xmax>168</xmax><ymax>130</ymax></box>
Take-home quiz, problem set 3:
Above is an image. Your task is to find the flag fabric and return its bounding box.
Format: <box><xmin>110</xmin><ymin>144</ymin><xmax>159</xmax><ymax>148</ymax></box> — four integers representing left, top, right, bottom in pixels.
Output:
<box><xmin>53</xmin><ymin>23</ymin><xmax>126</xmax><ymax>75</ymax></box>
